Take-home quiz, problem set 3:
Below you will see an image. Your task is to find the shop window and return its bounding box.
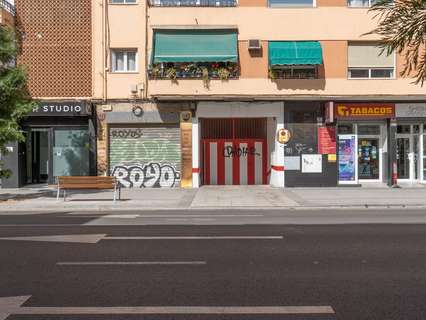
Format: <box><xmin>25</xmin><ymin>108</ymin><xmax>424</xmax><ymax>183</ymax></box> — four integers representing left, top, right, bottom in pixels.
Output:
<box><xmin>348</xmin><ymin>43</ymin><xmax>395</xmax><ymax>79</ymax></box>
<box><xmin>358</xmin><ymin>125</ymin><xmax>380</xmax><ymax>135</ymax></box>
<box><xmin>397</xmin><ymin>125</ymin><xmax>411</xmax><ymax>134</ymax></box>
<box><xmin>338</xmin><ymin>123</ymin><xmax>354</xmax><ymax>134</ymax></box>
<box><xmin>413</xmin><ymin>125</ymin><xmax>420</xmax><ymax>134</ymax></box>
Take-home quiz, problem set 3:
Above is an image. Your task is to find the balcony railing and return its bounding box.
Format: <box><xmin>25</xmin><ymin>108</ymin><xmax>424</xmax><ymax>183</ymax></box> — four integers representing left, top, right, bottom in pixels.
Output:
<box><xmin>149</xmin><ymin>0</ymin><xmax>237</xmax><ymax>7</ymax></box>
<box><xmin>0</xmin><ymin>0</ymin><xmax>15</xmax><ymax>15</ymax></box>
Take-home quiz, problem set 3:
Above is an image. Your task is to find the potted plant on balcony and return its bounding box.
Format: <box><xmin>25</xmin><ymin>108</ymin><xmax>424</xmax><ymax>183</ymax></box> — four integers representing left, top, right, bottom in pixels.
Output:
<box><xmin>166</xmin><ymin>66</ymin><xmax>177</xmax><ymax>81</ymax></box>
<box><xmin>218</xmin><ymin>67</ymin><xmax>231</xmax><ymax>81</ymax></box>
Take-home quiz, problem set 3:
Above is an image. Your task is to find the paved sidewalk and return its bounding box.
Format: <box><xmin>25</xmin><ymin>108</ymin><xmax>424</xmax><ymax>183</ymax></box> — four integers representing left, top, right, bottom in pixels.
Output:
<box><xmin>0</xmin><ymin>184</ymin><xmax>426</xmax><ymax>212</ymax></box>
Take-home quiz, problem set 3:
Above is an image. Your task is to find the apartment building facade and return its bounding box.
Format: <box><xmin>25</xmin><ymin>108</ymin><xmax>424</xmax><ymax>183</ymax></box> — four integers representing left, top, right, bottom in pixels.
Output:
<box><xmin>2</xmin><ymin>0</ymin><xmax>96</xmax><ymax>188</ymax></box>
<box><xmin>94</xmin><ymin>0</ymin><xmax>426</xmax><ymax>189</ymax></box>
<box><xmin>4</xmin><ymin>0</ymin><xmax>426</xmax><ymax>188</ymax></box>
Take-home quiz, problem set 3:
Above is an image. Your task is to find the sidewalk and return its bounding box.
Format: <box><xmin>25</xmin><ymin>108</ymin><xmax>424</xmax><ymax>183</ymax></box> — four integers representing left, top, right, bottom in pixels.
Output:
<box><xmin>0</xmin><ymin>184</ymin><xmax>426</xmax><ymax>212</ymax></box>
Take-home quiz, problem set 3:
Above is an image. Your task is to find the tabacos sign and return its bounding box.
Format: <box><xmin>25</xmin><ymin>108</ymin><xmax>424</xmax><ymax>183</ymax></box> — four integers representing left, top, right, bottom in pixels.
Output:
<box><xmin>31</xmin><ymin>101</ymin><xmax>89</xmax><ymax>116</ymax></box>
<box><xmin>335</xmin><ymin>103</ymin><xmax>395</xmax><ymax>120</ymax></box>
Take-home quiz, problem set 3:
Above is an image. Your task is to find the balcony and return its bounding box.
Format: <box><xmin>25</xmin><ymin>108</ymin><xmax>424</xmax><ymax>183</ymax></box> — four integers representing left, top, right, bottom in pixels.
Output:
<box><xmin>149</xmin><ymin>0</ymin><xmax>237</xmax><ymax>7</ymax></box>
<box><xmin>0</xmin><ymin>0</ymin><xmax>15</xmax><ymax>15</ymax></box>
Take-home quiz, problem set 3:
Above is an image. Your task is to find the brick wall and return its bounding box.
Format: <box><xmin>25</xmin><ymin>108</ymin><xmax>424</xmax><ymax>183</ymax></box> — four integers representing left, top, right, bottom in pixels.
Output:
<box><xmin>15</xmin><ymin>0</ymin><xmax>92</xmax><ymax>98</ymax></box>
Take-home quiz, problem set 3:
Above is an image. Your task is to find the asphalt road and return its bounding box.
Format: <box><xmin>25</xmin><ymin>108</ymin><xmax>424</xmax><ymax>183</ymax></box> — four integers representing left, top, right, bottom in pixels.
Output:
<box><xmin>0</xmin><ymin>209</ymin><xmax>425</xmax><ymax>320</ymax></box>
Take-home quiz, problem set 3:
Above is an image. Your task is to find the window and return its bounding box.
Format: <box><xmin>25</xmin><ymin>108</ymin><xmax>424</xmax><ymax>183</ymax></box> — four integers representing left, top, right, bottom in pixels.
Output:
<box><xmin>269</xmin><ymin>0</ymin><xmax>314</xmax><ymax>7</ymax></box>
<box><xmin>348</xmin><ymin>43</ymin><xmax>394</xmax><ymax>79</ymax></box>
<box><xmin>149</xmin><ymin>0</ymin><xmax>237</xmax><ymax>6</ymax></box>
<box><xmin>270</xmin><ymin>66</ymin><xmax>318</xmax><ymax>79</ymax></box>
<box><xmin>347</xmin><ymin>0</ymin><xmax>376</xmax><ymax>7</ymax></box>
<box><xmin>111</xmin><ymin>49</ymin><xmax>137</xmax><ymax>72</ymax></box>
<box><xmin>110</xmin><ymin>0</ymin><xmax>136</xmax><ymax>3</ymax></box>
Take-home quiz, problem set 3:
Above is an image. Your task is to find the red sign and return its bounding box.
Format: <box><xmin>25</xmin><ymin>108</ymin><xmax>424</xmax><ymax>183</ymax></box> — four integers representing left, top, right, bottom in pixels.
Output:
<box><xmin>335</xmin><ymin>103</ymin><xmax>395</xmax><ymax>119</ymax></box>
<box><xmin>318</xmin><ymin>126</ymin><xmax>336</xmax><ymax>154</ymax></box>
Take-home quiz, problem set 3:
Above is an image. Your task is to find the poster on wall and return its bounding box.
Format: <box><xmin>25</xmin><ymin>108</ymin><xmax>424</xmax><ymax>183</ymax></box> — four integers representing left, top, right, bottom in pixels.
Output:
<box><xmin>318</xmin><ymin>126</ymin><xmax>336</xmax><ymax>154</ymax></box>
<box><xmin>338</xmin><ymin>135</ymin><xmax>356</xmax><ymax>182</ymax></box>
<box><xmin>301</xmin><ymin>154</ymin><xmax>322</xmax><ymax>173</ymax></box>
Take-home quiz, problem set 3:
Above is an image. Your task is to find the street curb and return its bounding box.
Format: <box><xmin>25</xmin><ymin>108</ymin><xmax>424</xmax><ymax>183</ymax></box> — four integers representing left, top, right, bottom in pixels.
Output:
<box><xmin>0</xmin><ymin>204</ymin><xmax>425</xmax><ymax>214</ymax></box>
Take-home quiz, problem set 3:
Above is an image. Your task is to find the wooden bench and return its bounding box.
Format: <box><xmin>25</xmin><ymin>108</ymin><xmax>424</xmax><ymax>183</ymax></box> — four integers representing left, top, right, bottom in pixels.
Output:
<box><xmin>56</xmin><ymin>176</ymin><xmax>121</xmax><ymax>202</ymax></box>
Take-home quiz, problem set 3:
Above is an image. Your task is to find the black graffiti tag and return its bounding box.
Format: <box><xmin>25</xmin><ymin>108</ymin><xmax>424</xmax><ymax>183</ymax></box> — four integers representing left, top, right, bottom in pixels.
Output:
<box><xmin>111</xmin><ymin>163</ymin><xmax>180</xmax><ymax>188</ymax></box>
<box><xmin>223</xmin><ymin>146</ymin><xmax>260</xmax><ymax>158</ymax></box>
<box><xmin>111</xmin><ymin>128</ymin><xmax>144</xmax><ymax>139</ymax></box>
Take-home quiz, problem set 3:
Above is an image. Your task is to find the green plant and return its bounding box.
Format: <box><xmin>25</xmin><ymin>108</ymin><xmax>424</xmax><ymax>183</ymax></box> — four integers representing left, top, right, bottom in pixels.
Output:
<box><xmin>150</xmin><ymin>65</ymin><xmax>160</xmax><ymax>79</ymax></box>
<box><xmin>166</xmin><ymin>67</ymin><xmax>177</xmax><ymax>80</ymax></box>
<box><xmin>268</xmin><ymin>67</ymin><xmax>277</xmax><ymax>80</ymax></box>
<box><xmin>0</xmin><ymin>26</ymin><xmax>35</xmax><ymax>178</ymax></box>
<box><xmin>201</xmin><ymin>67</ymin><xmax>209</xmax><ymax>81</ymax></box>
<box><xmin>217</xmin><ymin>67</ymin><xmax>231</xmax><ymax>80</ymax></box>
<box><xmin>366</xmin><ymin>0</ymin><xmax>426</xmax><ymax>86</ymax></box>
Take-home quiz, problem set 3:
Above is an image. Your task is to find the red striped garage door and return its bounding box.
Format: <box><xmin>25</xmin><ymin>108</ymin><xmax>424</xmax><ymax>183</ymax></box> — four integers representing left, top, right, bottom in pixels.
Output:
<box><xmin>202</xmin><ymin>139</ymin><xmax>267</xmax><ymax>185</ymax></box>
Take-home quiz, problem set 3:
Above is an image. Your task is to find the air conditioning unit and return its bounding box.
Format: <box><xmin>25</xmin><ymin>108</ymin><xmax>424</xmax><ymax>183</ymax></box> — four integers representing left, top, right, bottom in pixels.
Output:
<box><xmin>248</xmin><ymin>39</ymin><xmax>262</xmax><ymax>51</ymax></box>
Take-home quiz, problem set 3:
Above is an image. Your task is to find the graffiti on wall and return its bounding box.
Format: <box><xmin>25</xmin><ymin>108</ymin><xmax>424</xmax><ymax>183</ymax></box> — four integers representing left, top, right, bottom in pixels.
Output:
<box><xmin>111</xmin><ymin>162</ymin><xmax>181</xmax><ymax>188</ymax></box>
<box><xmin>223</xmin><ymin>145</ymin><xmax>260</xmax><ymax>158</ymax></box>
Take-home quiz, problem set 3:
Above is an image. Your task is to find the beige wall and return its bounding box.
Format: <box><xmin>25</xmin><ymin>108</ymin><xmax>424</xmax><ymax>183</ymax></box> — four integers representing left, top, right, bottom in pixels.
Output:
<box><xmin>317</xmin><ymin>0</ymin><xmax>347</xmax><ymax>6</ymax></box>
<box><xmin>239</xmin><ymin>41</ymin><xmax>269</xmax><ymax>79</ymax></box>
<box><xmin>149</xmin><ymin>7</ymin><xmax>380</xmax><ymax>41</ymax></box>
<box><xmin>93</xmin><ymin>1</ymin><xmax>147</xmax><ymax>100</ymax></box>
<box><xmin>148</xmin><ymin>78</ymin><xmax>426</xmax><ymax>98</ymax></box>
<box><xmin>239</xmin><ymin>0</ymin><xmax>267</xmax><ymax>6</ymax></box>
<box><xmin>0</xmin><ymin>8</ymin><xmax>14</xmax><ymax>27</ymax></box>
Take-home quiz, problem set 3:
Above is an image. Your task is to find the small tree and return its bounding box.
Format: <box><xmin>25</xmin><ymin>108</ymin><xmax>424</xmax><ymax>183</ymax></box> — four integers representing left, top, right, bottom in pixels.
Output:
<box><xmin>0</xmin><ymin>25</ymin><xmax>34</xmax><ymax>178</ymax></box>
<box><xmin>367</xmin><ymin>0</ymin><xmax>426</xmax><ymax>86</ymax></box>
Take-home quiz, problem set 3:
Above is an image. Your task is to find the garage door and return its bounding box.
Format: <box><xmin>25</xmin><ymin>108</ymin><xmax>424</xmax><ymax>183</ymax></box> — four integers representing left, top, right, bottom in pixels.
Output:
<box><xmin>109</xmin><ymin>125</ymin><xmax>181</xmax><ymax>188</ymax></box>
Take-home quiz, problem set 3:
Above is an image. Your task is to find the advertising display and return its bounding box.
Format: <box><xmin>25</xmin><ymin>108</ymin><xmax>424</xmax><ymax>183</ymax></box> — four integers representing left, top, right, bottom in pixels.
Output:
<box><xmin>318</xmin><ymin>126</ymin><xmax>336</xmax><ymax>154</ymax></box>
<box><xmin>338</xmin><ymin>135</ymin><xmax>357</xmax><ymax>183</ymax></box>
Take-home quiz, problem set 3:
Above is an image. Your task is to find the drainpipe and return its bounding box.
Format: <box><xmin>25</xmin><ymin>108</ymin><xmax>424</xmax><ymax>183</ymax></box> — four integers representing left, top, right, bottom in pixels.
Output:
<box><xmin>102</xmin><ymin>0</ymin><xmax>109</xmax><ymax>103</ymax></box>
<box><xmin>144</xmin><ymin>0</ymin><xmax>149</xmax><ymax>100</ymax></box>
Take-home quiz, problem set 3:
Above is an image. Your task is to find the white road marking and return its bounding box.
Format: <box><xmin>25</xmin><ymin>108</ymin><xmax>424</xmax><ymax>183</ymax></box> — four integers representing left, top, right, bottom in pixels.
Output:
<box><xmin>56</xmin><ymin>261</ymin><xmax>206</xmax><ymax>266</ymax></box>
<box><xmin>0</xmin><ymin>234</ymin><xmax>106</xmax><ymax>243</ymax></box>
<box><xmin>106</xmin><ymin>236</ymin><xmax>284</xmax><ymax>240</ymax></box>
<box><xmin>0</xmin><ymin>296</ymin><xmax>335</xmax><ymax>318</ymax></box>
<box><xmin>103</xmin><ymin>214</ymin><xmax>139</xmax><ymax>219</ymax></box>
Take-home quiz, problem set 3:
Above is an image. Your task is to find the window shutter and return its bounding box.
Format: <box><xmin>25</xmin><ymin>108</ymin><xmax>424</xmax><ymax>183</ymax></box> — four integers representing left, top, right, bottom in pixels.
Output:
<box><xmin>348</xmin><ymin>43</ymin><xmax>394</xmax><ymax>68</ymax></box>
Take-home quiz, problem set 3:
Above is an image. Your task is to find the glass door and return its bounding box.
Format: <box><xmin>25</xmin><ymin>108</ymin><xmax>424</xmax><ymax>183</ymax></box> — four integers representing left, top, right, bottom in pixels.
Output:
<box><xmin>358</xmin><ymin>137</ymin><xmax>380</xmax><ymax>180</ymax></box>
<box><xmin>396</xmin><ymin>135</ymin><xmax>410</xmax><ymax>180</ymax></box>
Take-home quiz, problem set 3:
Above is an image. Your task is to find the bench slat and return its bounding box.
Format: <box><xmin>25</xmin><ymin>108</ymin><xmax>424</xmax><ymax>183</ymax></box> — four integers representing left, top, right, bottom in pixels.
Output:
<box><xmin>59</xmin><ymin>184</ymin><xmax>115</xmax><ymax>189</ymax></box>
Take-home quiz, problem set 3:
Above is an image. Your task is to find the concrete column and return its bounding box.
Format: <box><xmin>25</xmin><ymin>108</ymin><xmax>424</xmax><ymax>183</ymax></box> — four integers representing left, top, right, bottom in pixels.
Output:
<box><xmin>192</xmin><ymin>116</ymin><xmax>200</xmax><ymax>188</ymax></box>
<box><xmin>270</xmin><ymin>103</ymin><xmax>285</xmax><ymax>188</ymax></box>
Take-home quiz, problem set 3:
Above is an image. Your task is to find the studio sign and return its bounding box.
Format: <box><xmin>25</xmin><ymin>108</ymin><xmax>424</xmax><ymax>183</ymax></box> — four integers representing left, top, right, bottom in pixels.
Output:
<box><xmin>31</xmin><ymin>101</ymin><xmax>88</xmax><ymax>116</ymax></box>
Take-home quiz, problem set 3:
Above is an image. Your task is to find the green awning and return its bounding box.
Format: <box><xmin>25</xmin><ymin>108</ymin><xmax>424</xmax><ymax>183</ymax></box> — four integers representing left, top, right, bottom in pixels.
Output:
<box><xmin>152</xmin><ymin>29</ymin><xmax>238</xmax><ymax>63</ymax></box>
<box><xmin>269</xmin><ymin>41</ymin><xmax>323</xmax><ymax>66</ymax></box>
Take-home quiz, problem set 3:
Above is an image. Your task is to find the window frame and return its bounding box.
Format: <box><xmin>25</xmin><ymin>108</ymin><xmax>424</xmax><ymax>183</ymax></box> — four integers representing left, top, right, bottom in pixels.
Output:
<box><xmin>109</xmin><ymin>0</ymin><xmax>137</xmax><ymax>4</ymax></box>
<box><xmin>111</xmin><ymin>49</ymin><xmax>139</xmax><ymax>73</ymax></box>
<box><xmin>347</xmin><ymin>0</ymin><xmax>376</xmax><ymax>8</ymax></box>
<box><xmin>347</xmin><ymin>43</ymin><xmax>396</xmax><ymax>80</ymax></box>
<box><xmin>268</xmin><ymin>0</ymin><xmax>316</xmax><ymax>8</ymax></box>
<box><xmin>348</xmin><ymin>67</ymin><xmax>395</xmax><ymax>79</ymax></box>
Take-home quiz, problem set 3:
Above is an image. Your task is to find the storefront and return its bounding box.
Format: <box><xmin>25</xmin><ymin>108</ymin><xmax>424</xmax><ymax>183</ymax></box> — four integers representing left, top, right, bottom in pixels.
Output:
<box><xmin>395</xmin><ymin>103</ymin><xmax>426</xmax><ymax>183</ymax></box>
<box><xmin>284</xmin><ymin>101</ymin><xmax>338</xmax><ymax>187</ymax></box>
<box><xmin>103</xmin><ymin>103</ymin><xmax>190</xmax><ymax>188</ymax></box>
<box><xmin>192</xmin><ymin>102</ymin><xmax>284</xmax><ymax>187</ymax></box>
<box><xmin>336</xmin><ymin>103</ymin><xmax>394</xmax><ymax>185</ymax></box>
<box><xmin>1</xmin><ymin>101</ymin><xmax>96</xmax><ymax>188</ymax></box>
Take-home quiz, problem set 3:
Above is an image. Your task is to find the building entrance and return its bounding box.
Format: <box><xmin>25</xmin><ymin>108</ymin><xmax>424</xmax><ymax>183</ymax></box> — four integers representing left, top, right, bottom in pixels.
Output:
<box><xmin>396</xmin><ymin>124</ymin><xmax>421</xmax><ymax>182</ymax></box>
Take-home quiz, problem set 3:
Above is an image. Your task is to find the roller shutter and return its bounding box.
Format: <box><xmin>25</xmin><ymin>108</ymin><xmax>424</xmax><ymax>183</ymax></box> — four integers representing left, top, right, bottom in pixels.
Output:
<box><xmin>109</xmin><ymin>125</ymin><xmax>181</xmax><ymax>188</ymax></box>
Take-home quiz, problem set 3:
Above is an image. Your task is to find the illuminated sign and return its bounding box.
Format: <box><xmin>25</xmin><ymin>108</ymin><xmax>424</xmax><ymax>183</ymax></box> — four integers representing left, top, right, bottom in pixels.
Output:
<box><xmin>335</xmin><ymin>103</ymin><xmax>395</xmax><ymax>119</ymax></box>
